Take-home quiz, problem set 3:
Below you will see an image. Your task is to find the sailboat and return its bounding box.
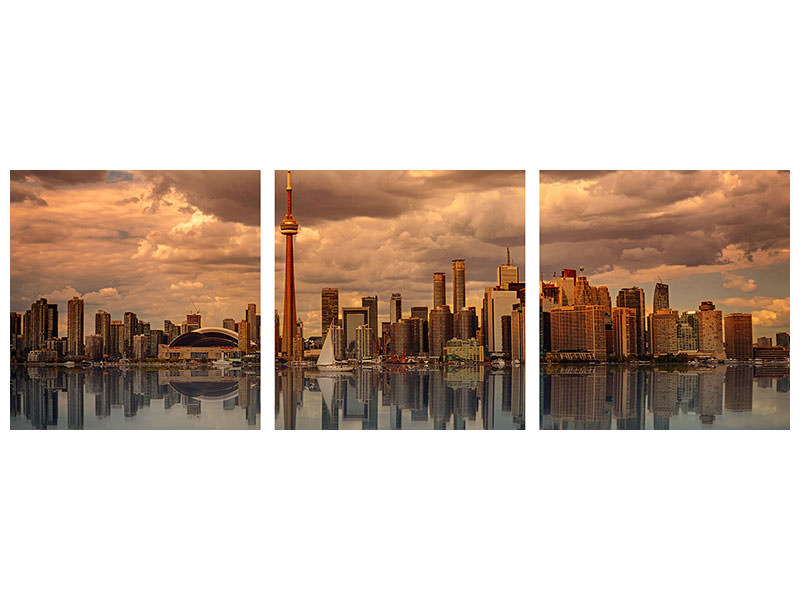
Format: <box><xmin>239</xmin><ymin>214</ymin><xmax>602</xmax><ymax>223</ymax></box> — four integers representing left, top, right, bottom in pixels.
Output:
<box><xmin>317</xmin><ymin>320</ymin><xmax>354</xmax><ymax>372</ymax></box>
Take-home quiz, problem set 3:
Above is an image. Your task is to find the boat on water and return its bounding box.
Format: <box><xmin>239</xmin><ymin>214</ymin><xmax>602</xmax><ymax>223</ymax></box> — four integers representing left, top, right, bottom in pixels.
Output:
<box><xmin>317</xmin><ymin>320</ymin><xmax>354</xmax><ymax>372</ymax></box>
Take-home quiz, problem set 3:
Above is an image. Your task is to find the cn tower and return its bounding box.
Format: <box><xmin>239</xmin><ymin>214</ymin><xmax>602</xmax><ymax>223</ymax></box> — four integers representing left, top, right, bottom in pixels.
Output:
<box><xmin>280</xmin><ymin>170</ymin><xmax>299</xmax><ymax>360</ymax></box>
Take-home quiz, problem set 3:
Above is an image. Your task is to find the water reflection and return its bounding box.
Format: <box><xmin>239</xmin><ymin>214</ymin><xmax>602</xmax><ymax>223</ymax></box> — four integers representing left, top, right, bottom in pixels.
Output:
<box><xmin>10</xmin><ymin>366</ymin><xmax>260</xmax><ymax>430</ymax></box>
<box><xmin>540</xmin><ymin>364</ymin><xmax>789</xmax><ymax>430</ymax></box>
<box><xmin>276</xmin><ymin>366</ymin><xmax>525</xmax><ymax>430</ymax></box>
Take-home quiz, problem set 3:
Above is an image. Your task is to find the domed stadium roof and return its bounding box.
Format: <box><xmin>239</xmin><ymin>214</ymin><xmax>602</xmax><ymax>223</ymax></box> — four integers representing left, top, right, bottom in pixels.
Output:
<box><xmin>168</xmin><ymin>327</ymin><xmax>238</xmax><ymax>348</ymax></box>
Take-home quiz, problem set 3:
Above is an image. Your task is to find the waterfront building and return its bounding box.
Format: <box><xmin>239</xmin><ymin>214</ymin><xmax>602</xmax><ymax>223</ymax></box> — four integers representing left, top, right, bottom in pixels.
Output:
<box><xmin>321</xmin><ymin>288</ymin><xmax>339</xmax><ymax>338</ymax></box>
<box><xmin>484</xmin><ymin>287</ymin><xmax>519</xmax><ymax>354</ymax></box>
<box><xmin>429</xmin><ymin>305</ymin><xmax>454</xmax><ymax>359</ymax></box>
<box><xmin>148</xmin><ymin>329</ymin><xmax>165</xmax><ymax>357</ymax></box>
<box><xmin>164</xmin><ymin>319</ymin><xmax>180</xmax><ymax>342</ymax></box>
<box><xmin>342</xmin><ymin>306</ymin><xmax>369</xmax><ymax>358</ymax></box>
<box><xmin>611</xmin><ymin>307</ymin><xmax>637</xmax><ymax>358</ymax></box>
<box><xmin>94</xmin><ymin>310</ymin><xmax>111</xmax><ymax>357</ymax></box>
<box><xmin>595</xmin><ymin>286</ymin><xmax>612</xmax><ymax>315</ymax></box>
<box><xmin>649</xmin><ymin>308</ymin><xmax>679</xmax><ymax>356</ymax></box>
<box><xmin>222</xmin><ymin>318</ymin><xmax>237</xmax><ymax>331</ymax></box>
<box><xmin>757</xmin><ymin>336</ymin><xmax>772</xmax><ymax>347</ymax></box>
<box><xmin>497</xmin><ymin>249</ymin><xmax>519</xmax><ymax>288</ymax></box>
<box><xmin>67</xmin><ymin>296</ymin><xmax>84</xmax><ymax>357</ymax></box>
<box><xmin>390</xmin><ymin>319</ymin><xmax>413</xmax><ymax>355</ymax></box>
<box><xmin>452</xmin><ymin>259</ymin><xmax>466</xmax><ymax>313</ymax></box>
<box><xmin>454</xmin><ymin>307</ymin><xmax>476</xmax><ymax>340</ymax></box>
<box><xmin>361</xmin><ymin>295</ymin><xmax>378</xmax><ymax>349</ymax></box>
<box><xmin>186</xmin><ymin>313</ymin><xmax>201</xmax><ymax>332</ymax></box>
<box><xmin>724</xmin><ymin>313</ymin><xmax>753</xmax><ymax>359</ymax></box>
<box><xmin>556</xmin><ymin>269</ymin><xmax>577</xmax><ymax>306</ymax></box>
<box><xmin>550</xmin><ymin>304</ymin><xmax>607</xmax><ymax>360</ymax></box>
<box><xmin>280</xmin><ymin>170</ymin><xmax>301</xmax><ymax>360</ymax></box>
<box><xmin>355</xmin><ymin>325</ymin><xmax>373</xmax><ymax>360</ymax></box>
<box><xmin>331</xmin><ymin>325</ymin><xmax>345</xmax><ymax>360</ymax></box>
<box><xmin>753</xmin><ymin>346</ymin><xmax>789</xmax><ymax>360</ymax></box>
<box><xmin>616</xmin><ymin>287</ymin><xmax>645</xmax><ymax>355</ymax></box>
<box><xmin>433</xmin><ymin>272</ymin><xmax>446</xmax><ymax>309</ymax></box>
<box><xmin>46</xmin><ymin>303</ymin><xmax>58</xmax><ymax>339</ymax></box>
<box><xmin>776</xmin><ymin>332</ymin><xmax>790</xmax><ymax>350</ymax></box>
<box><xmin>501</xmin><ymin>315</ymin><xmax>511</xmax><ymax>354</ymax></box>
<box><xmin>511</xmin><ymin>304</ymin><xmax>525</xmax><ymax>362</ymax></box>
<box><xmin>246</xmin><ymin>303</ymin><xmax>257</xmax><ymax>342</ymax></box>
<box><xmin>238</xmin><ymin>319</ymin><xmax>250</xmax><ymax>352</ymax></box>
<box><xmin>85</xmin><ymin>334</ymin><xmax>104</xmax><ymax>361</ymax></box>
<box><xmin>110</xmin><ymin>321</ymin><xmax>123</xmax><ymax>358</ymax></box>
<box><xmin>697</xmin><ymin>301</ymin><xmax>724</xmax><ymax>359</ymax></box>
<box><xmin>133</xmin><ymin>334</ymin><xmax>148</xmax><ymax>360</ymax></box>
<box><xmin>389</xmin><ymin>293</ymin><xmax>402</xmax><ymax>323</ymax></box>
<box><xmin>443</xmin><ymin>338</ymin><xmax>485</xmax><ymax>363</ymax></box>
<box><xmin>677</xmin><ymin>311</ymin><xmax>699</xmax><ymax>352</ymax></box>
<box><xmin>123</xmin><ymin>311</ymin><xmax>138</xmax><ymax>357</ymax></box>
<box><xmin>653</xmin><ymin>282</ymin><xmax>669</xmax><ymax>312</ymax></box>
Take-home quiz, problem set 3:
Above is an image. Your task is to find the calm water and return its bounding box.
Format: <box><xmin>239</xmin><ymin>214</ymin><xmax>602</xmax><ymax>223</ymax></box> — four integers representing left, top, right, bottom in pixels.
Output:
<box><xmin>10</xmin><ymin>366</ymin><xmax>260</xmax><ymax>430</ymax></box>
<box><xmin>540</xmin><ymin>364</ymin><xmax>789</xmax><ymax>430</ymax></box>
<box><xmin>276</xmin><ymin>366</ymin><xmax>525</xmax><ymax>430</ymax></box>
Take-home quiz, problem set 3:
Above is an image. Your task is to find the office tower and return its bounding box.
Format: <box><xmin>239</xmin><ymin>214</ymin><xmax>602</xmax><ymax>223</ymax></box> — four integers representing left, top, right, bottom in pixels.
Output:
<box><xmin>389</xmin><ymin>320</ymin><xmax>411</xmax><ymax>355</ymax></box>
<box><xmin>10</xmin><ymin>312</ymin><xmax>21</xmax><ymax>348</ymax></box>
<box><xmin>94</xmin><ymin>310</ymin><xmax>111</xmax><ymax>358</ymax></box>
<box><xmin>331</xmin><ymin>325</ymin><xmax>345</xmax><ymax>360</ymax></box>
<box><xmin>295</xmin><ymin>320</ymin><xmax>304</xmax><ymax>359</ymax></box>
<box><xmin>85</xmin><ymin>334</ymin><xmax>104</xmax><ymax>361</ymax></box>
<box><xmin>556</xmin><ymin>269</ymin><xmax>577</xmax><ymax>306</ymax></box>
<box><xmin>454</xmin><ymin>307</ymin><xmax>476</xmax><ymax>339</ymax></box>
<box><xmin>238</xmin><ymin>319</ymin><xmax>250</xmax><ymax>352</ymax></box>
<box><xmin>389</xmin><ymin>293</ymin><xmax>402</xmax><ymax>323</ymax></box>
<box><xmin>29</xmin><ymin>297</ymin><xmax>48</xmax><ymax>350</ymax></box>
<box><xmin>67</xmin><ymin>296</ymin><xmax>84</xmax><ymax>357</ymax></box>
<box><xmin>757</xmin><ymin>336</ymin><xmax>772</xmax><ymax>347</ymax></box>
<box><xmin>776</xmin><ymin>332</ymin><xmax>790</xmax><ymax>350</ymax></box>
<box><xmin>677</xmin><ymin>311</ymin><xmax>699</xmax><ymax>352</ymax></box>
<box><xmin>123</xmin><ymin>311</ymin><xmax>138</xmax><ymax>356</ymax></box>
<box><xmin>452</xmin><ymin>259</ymin><xmax>466</xmax><ymax>313</ymax></box>
<box><xmin>342</xmin><ymin>306</ymin><xmax>369</xmax><ymax>357</ymax></box>
<box><xmin>595</xmin><ymin>286</ymin><xmax>612</xmax><ymax>316</ymax></box>
<box><xmin>497</xmin><ymin>248</ymin><xmax>519</xmax><ymax>288</ymax></box>
<box><xmin>404</xmin><ymin>316</ymin><xmax>424</xmax><ymax>354</ymax></box>
<box><xmin>223</xmin><ymin>318</ymin><xmax>237</xmax><ymax>331</ymax></box>
<box><xmin>280</xmin><ymin>170</ymin><xmax>300</xmax><ymax>360</ymax></box>
<box><xmin>649</xmin><ymin>309</ymin><xmax>679</xmax><ymax>356</ymax></box>
<box><xmin>433</xmin><ymin>272</ymin><xmax>446</xmax><ymax>309</ymax></box>
<box><xmin>574</xmin><ymin>276</ymin><xmax>594</xmax><ymax>305</ymax></box>
<box><xmin>380</xmin><ymin>322</ymin><xmax>391</xmax><ymax>354</ymax></box>
<box><xmin>361</xmin><ymin>295</ymin><xmax>378</xmax><ymax>346</ymax></box>
<box><xmin>410</xmin><ymin>306</ymin><xmax>428</xmax><ymax>322</ymax></box>
<box><xmin>724</xmin><ymin>313</ymin><xmax>753</xmax><ymax>359</ymax></box>
<box><xmin>355</xmin><ymin>325</ymin><xmax>373</xmax><ymax>360</ymax></box>
<box><xmin>653</xmin><ymin>282</ymin><xmax>669</xmax><ymax>312</ymax></box>
<box><xmin>246</xmin><ymin>303</ymin><xmax>257</xmax><ymax>342</ymax></box>
<box><xmin>321</xmin><ymin>288</ymin><xmax>339</xmax><ymax>338</ymax></box>
<box><xmin>485</xmin><ymin>287</ymin><xmax>519</xmax><ymax>353</ymax></box>
<box><xmin>110</xmin><ymin>321</ymin><xmax>123</xmax><ymax>358</ymax></box>
<box><xmin>149</xmin><ymin>330</ymin><xmax>165</xmax><ymax>357</ymax></box>
<box><xmin>511</xmin><ymin>305</ymin><xmax>525</xmax><ymax>362</ymax></box>
<box><xmin>697</xmin><ymin>301</ymin><xmax>724</xmax><ymax>359</ymax></box>
<box><xmin>428</xmin><ymin>305</ymin><xmax>453</xmax><ymax>358</ymax></box>
<box><xmin>186</xmin><ymin>313</ymin><xmax>201</xmax><ymax>331</ymax></box>
<box><xmin>616</xmin><ymin>287</ymin><xmax>645</xmax><ymax>355</ymax></box>
<box><xmin>46</xmin><ymin>303</ymin><xmax>58</xmax><ymax>339</ymax></box>
<box><xmin>611</xmin><ymin>307</ymin><xmax>637</xmax><ymax>358</ymax></box>
<box><xmin>501</xmin><ymin>315</ymin><xmax>511</xmax><ymax>354</ymax></box>
<box><xmin>133</xmin><ymin>334</ymin><xmax>148</xmax><ymax>360</ymax></box>
<box><xmin>550</xmin><ymin>305</ymin><xmax>607</xmax><ymax>360</ymax></box>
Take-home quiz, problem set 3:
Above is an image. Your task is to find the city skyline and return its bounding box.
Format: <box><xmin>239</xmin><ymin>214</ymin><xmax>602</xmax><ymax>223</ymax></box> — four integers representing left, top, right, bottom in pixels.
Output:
<box><xmin>274</xmin><ymin>170</ymin><xmax>525</xmax><ymax>337</ymax></box>
<box><xmin>11</xmin><ymin>171</ymin><xmax>261</xmax><ymax>339</ymax></box>
<box><xmin>540</xmin><ymin>170</ymin><xmax>789</xmax><ymax>339</ymax></box>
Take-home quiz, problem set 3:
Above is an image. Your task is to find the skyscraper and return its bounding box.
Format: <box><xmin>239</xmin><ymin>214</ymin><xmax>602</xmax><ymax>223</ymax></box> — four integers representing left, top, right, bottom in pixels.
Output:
<box><xmin>46</xmin><ymin>303</ymin><xmax>58</xmax><ymax>339</ymax></box>
<box><xmin>246</xmin><ymin>303</ymin><xmax>257</xmax><ymax>342</ymax></box>
<box><xmin>724</xmin><ymin>313</ymin><xmax>753</xmax><ymax>359</ymax></box>
<box><xmin>280</xmin><ymin>170</ymin><xmax>300</xmax><ymax>360</ymax></box>
<box><xmin>649</xmin><ymin>308</ymin><xmax>678</xmax><ymax>356</ymax></box>
<box><xmin>390</xmin><ymin>293</ymin><xmax>402</xmax><ymax>323</ymax></box>
<box><xmin>550</xmin><ymin>304</ymin><xmax>607</xmax><ymax>360</ymax></box>
<box><xmin>677</xmin><ymin>311</ymin><xmax>699</xmax><ymax>352</ymax></box>
<box><xmin>697</xmin><ymin>301</ymin><xmax>724</xmax><ymax>359</ymax></box>
<box><xmin>433</xmin><ymin>272</ymin><xmax>446</xmax><ymax>308</ymax></box>
<box><xmin>510</xmin><ymin>305</ymin><xmax>525</xmax><ymax>362</ymax></box>
<box><xmin>321</xmin><ymin>288</ymin><xmax>339</xmax><ymax>339</ymax></box>
<box><xmin>222</xmin><ymin>318</ymin><xmax>237</xmax><ymax>331</ymax></box>
<box><xmin>428</xmin><ymin>305</ymin><xmax>453</xmax><ymax>359</ymax></box>
<box><xmin>238</xmin><ymin>318</ymin><xmax>250</xmax><ymax>352</ymax></box>
<box><xmin>342</xmin><ymin>306</ymin><xmax>369</xmax><ymax>357</ymax></box>
<box><xmin>653</xmin><ymin>282</ymin><xmax>669</xmax><ymax>312</ymax></box>
<box><xmin>611</xmin><ymin>307</ymin><xmax>637</xmax><ymax>358</ymax></box>
<box><xmin>497</xmin><ymin>249</ymin><xmax>519</xmax><ymax>288</ymax></box>
<box><xmin>361</xmin><ymin>295</ymin><xmax>378</xmax><ymax>347</ymax></box>
<box><xmin>485</xmin><ymin>287</ymin><xmax>519</xmax><ymax>353</ymax></box>
<box><xmin>776</xmin><ymin>332</ymin><xmax>790</xmax><ymax>350</ymax></box>
<box><xmin>186</xmin><ymin>313</ymin><xmax>201</xmax><ymax>331</ymax></box>
<box><xmin>123</xmin><ymin>311</ymin><xmax>138</xmax><ymax>357</ymax></box>
<box><xmin>110</xmin><ymin>321</ymin><xmax>123</xmax><ymax>358</ymax></box>
<box><xmin>355</xmin><ymin>325</ymin><xmax>373</xmax><ymax>360</ymax></box>
<box><xmin>616</xmin><ymin>287</ymin><xmax>645</xmax><ymax>355</ymax></box>
<box><xmin>452</xmin><ymin>259</ymin><xmax>465</xmax><ymax>313</ymax></box>
<box><xmin>95</xmin><ymin>310</ymin><xmax>111</xmax><ymax>358</ymax></box>
<box><xmin>454</xmin><ymin>307</ymin><xmax>476</xmax><ymax>340</ymax></box>
<box><xmin>67</xmin><ymin>296</ymin><xmax>84</xmax><ymax>357</ymax></box>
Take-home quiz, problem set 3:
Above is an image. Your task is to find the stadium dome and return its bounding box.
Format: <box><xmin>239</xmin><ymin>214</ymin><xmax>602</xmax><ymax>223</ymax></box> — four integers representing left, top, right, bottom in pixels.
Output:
<box><xmin>168</xmin><ymin>327</ymin><xmax>238</xmax><ymax>348</ymax></box>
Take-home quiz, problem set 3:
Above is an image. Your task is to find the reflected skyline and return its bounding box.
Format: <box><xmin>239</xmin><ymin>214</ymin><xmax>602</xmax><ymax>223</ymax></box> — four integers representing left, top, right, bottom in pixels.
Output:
<box><xmin>10</xmin><ymin>367</ymin><xmax>260</xmax><ymax>430</ymax></box>
<box><xmin>276</xmin><ymin>366</ymin><xmax>524</xmax><ymax>430</ymax></box>
<box><xmin>540</xmin><ymin>364</ymin><xmax>788</xmax><ymax>430</ymax></box>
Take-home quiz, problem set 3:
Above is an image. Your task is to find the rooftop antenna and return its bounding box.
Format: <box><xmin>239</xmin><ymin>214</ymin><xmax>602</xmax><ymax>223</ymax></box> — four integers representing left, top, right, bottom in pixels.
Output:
<box><xmin>506</xmin><ymin>247</ymin><xmax>511</xmax><ymax>265</ymax></box>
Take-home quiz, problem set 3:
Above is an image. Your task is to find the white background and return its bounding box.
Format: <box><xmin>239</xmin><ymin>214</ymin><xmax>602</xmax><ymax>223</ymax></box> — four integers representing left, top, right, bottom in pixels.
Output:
<box><xmin>2</xmin><ymin>1</ymin><xmax>798</xmax><ymax>599</ymax></box>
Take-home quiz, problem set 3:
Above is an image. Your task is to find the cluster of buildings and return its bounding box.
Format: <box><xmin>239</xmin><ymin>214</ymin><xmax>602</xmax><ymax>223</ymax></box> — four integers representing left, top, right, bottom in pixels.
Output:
<box><xmin>540</xmin><ymin>268</ymin><xmax>789</xmax><ymax>362</ymax></box>
<box><xmin>276</xmin><ymin>256</ymin><xmax>525</xmax><ymax>364</ymax></box>
<box><xmin>11</xmin><ymin>297</ymin><xmax>260</xmax><ymax>363</ymax></box>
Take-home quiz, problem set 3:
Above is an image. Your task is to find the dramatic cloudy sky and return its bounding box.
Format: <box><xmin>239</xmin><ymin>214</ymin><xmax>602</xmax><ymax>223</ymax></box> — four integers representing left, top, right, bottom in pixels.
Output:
<box><xmin>540</xmin><ymin>170</ymin><xmax>790</xmax><ymax>339</ymax></box>
<box><xmin>11</xmin><ymin>170</ymin><xmax>260</xmax><ymax>337</ymax></box>
<box><xmin>274</xmin><ymin>170</ymin><xmax>525</xmax><ymax>337</ymax></box>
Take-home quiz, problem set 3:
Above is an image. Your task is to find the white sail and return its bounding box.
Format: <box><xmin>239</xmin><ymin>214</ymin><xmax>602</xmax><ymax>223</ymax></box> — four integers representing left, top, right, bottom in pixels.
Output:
<box><xmin>317</xmin><ymin>320</ymin><xmax>336</xmax><ymax>366</ymax></box>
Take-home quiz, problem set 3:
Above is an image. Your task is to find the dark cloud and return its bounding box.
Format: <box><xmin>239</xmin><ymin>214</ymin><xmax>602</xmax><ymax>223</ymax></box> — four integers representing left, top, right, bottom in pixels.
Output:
<box><xmin>539</xmin><ymin>170</ymin><xmax>617</xmax><ymax>183</ymax></box>
<box><xmin>138</xmin><ymin>170</ymin><xmax>260</xmax><ymax>226</ymax></box>
<box><xmin>10</xmin><ymin>181</ymin><xmax>47</xmax><ymax>206</ymax></box>
<box><xmin>11</xmin><ymin>170</ymin><xmax>110</xmax><ymax>188</ymax></box>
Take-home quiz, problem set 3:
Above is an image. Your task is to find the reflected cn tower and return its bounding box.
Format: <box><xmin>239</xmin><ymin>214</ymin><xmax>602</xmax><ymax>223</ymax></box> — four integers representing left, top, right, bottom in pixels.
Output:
<box><xmin>280</xmin><ymin>170</ymin><xmax>300</xmax><ymax>360</ymax></box>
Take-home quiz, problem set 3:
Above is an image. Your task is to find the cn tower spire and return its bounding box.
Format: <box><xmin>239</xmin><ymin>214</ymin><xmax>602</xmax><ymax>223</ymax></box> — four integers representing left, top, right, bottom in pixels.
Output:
<box><xmin>280</xmin><ymin>170</ymin><xmax>300</xmax><ymax>360</ymax></box>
